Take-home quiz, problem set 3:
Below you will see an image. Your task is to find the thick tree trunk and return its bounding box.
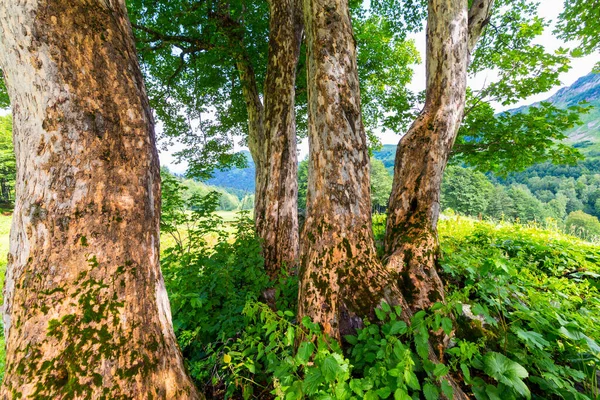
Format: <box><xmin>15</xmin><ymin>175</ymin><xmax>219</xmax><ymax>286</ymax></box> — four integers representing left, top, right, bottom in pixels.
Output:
<box><xmin>0</xmin><ymin>1</ymin><xmax>199</xmax><ymax>398</ymax></box>
<box><xmin>236</xmin><ymin>57</ymin><xmax>269</xmax><ymax>236</ymax></box>
<box><xmin>384</xmin><ymin>0</ymin><xmax>493</xmax><ymax>312</ymax></box>
<box><xmin>297</xmin><ymin>0</ymin><xmax>399</xmax><ymax>340</ymax></box>
<box><xmin>260</xmin><ymin>0</ymin><xmax>303</xmax><ymax>278</ymax></box>
<box><xmin>297</xmin><ymin>3</ymin><xmax>472</xmax><ymax>396</ymax></box>
<box><xmin>236</xmin><ymin>2</ymin><xmax>303</xmax><ymax>279</ymax></box>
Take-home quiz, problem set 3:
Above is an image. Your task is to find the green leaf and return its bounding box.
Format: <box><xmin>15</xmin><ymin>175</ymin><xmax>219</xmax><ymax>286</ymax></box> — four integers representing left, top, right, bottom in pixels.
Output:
<box><xmin>441</xmin><ymin>317</ymin><xmax>453</xmax><ymax>335</ymax></box>
<box><xmin>321</xmin><ymin>355</ymin><xmax>341</xmax><ymax>382</ymax></box>
<box><xmin>302</xmin><ymin>368</ymin><xmax>323</xmax><ymax>395</ymax></box>
<box><xmin>460</xmin><ymin>363</ymin><xmax>471</xmax><ymax>384</ymax></box>
<box><xmin>389</xmin><ymin>321</ymin><xmax>408</xmax><ymax>335</ymax></box>
<box><xmin>394</xmin><ymin>388</ymin><xmax>412</xmax><ymax>400</ymax></box>
<box><xmin>344</xmin><ymin>335</ymin><xmax>358</xmax><ymax>345</ymax></box>
<box><xmin>483</xmin><ymin>352</ymin><xmax>530</xmax><ymax>399</ymax></box>
<box><xmin>375</xmin><ymin>307</ymin><xmax>387</xmax><ymax>321</ymax></box>
<box><xmin>423</xmin><ymin>383</ymin><xmax>439</xmax><ymax>400</ymax></box>
<box><xmin>364</xmin><ymin>391</ymin><xmax>379</xmax><ymax>400</ymax></box>
<box><xmin>376</xmin><ymin>387</ymin><xmax>392</xmax><ymax>398</ymax></box>
<box><xmin>514</xmin><ymin>328</ymin><xmax>550</xmax><ymax>349</ymax></box>
<box><xmin>350</xmin><ymin>379</ymin><xmax>364</xmax><ymax>396</ymax></box>
<box><xmin>433</xmin><ymin>363</ymin><xmax>449</xmax><ymax>378</ymax></box>
<box><xmin>405</xmin><ymin>370</ymin><xmax>420</xmax><ymax>391</ymax></box>
<box><xmin>296</xmin><ymin>342</ymin><xmax>315</xmax><ymax>364</ymax></box>
<box><xmin>441</xmin><ymin>380</ymin><xmax>454</xmax><ymax>399</ymax></box>
<box><xmin>381</xmin><ymin>301</ymin><xmax>391</xmax><ymax>313</ymax></box>
<box><xmin>245</xmin><ymin>361</ymin><xmax>255</xmax><ymax>374</ymax></box>
<box><xmin>414</xmin><ymin>330</ymin><xmax>429</xmax><ymax>360</ymax></box>
<box><xmin>335</xmin><ymin>382</ymin><xmax>351</xmax><ymax>399</ymax></box>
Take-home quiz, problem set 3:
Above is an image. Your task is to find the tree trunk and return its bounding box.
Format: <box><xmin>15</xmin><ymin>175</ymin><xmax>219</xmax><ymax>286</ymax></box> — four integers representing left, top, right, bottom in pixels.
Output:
<box><xmin>297</xmin><ymin>0</ymin><xmax>399</xmax><ymax>340</ymax></box>
<box><xmin>297</xmin><ymin>3</ymin><xmax>473</xmax><ymax>396</ymax></box>
<box><xmin>236</xmin><ymin>56</ymin><xmax>269</xmax><ymax>236</ymax></box>
<box><xmin>0</xmin><ymin>1</ymin><xmax>200</xmax><ymax>398</ymax></box>
<box><xmin>260</xmin><ymin>0</ymin><xmax>303</xmax><ymax>278</ymax></box>
<box><xmin>235</xmin><ymin>3</ymin><xmax>303</xmax><ymax>279</ymax></box>
<box><xmin>384</xmin><ymin>0</ymin><xmax>493</xmax><ymax>312</ymax></box>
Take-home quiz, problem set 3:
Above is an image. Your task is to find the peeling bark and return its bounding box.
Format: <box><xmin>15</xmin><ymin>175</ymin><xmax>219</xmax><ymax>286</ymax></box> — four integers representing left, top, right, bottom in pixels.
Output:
<box><xmin>298</xmin><ymin>6</ymin><xmax>473</xmax><ymax>397</ymax></box>
<box><xmin>261</xmin><ymin>0</ymin><xmax>304</xmax><ymax>277</ymax></box>
<box><xmin>234</xmin><ymin>1</ymin><xmax>303</xmax><ymax>279</ymax></box>
<box><xmin>0</xmin><ymin>0</ymin><xmax>199</xmax><ymax>398</ymax></box>
<box><xmin>298</xmin><ymin>0</ymin><xmax>400</xmax><ymax>341</ymax></box>
<box><xmin>385</xmin><ymin>0</ymin><xmax>494</xmax><ymax>312</ymax></box>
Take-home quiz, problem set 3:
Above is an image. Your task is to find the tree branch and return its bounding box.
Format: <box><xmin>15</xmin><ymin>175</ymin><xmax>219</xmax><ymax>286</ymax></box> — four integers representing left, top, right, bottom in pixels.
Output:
<box><xmin>468</xmin><ymin>0</ymin><xmax>495</xmax><ymax>58</ymax></box>
<box><xmin>131</xmin><ymin>23</ymin><xmax>214</xmax><ymax>53</ymax></box>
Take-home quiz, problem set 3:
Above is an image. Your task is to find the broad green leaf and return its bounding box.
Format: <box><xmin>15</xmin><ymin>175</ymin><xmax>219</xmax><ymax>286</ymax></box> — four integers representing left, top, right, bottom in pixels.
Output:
<box><xmin>394</xmin><ymin>388</ymin><xmax>412</xmax><ymax>400</ymax></box>
<box><xmin>483</xmin><ymin>352</ymin><xmax>530</xmax><ymax>399</ymax></box>
<box><xmin>321</xmin><ymin>355</ymin><xmax>342</xmax><ymax>382</ymax></box>
<box><xmin>423</xmin><ymin>383</ymin><xmax>439</xmax><ymax>400</ymax></box>
<box><xmin>296</xmin><ymin>342</ymin><xmax>315</xmax><ymax>364</ymax></box>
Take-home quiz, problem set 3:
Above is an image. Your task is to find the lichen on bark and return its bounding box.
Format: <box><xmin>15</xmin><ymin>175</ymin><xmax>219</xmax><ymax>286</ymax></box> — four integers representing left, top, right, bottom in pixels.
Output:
<box><xmin>0</xmin><ymin>0</ymin><xmax>199</xmax><ymax>397</ymax></box>
<box><xmin>385</xmin><ymin>0</ymin><xmax>495</xmax><ymax>313</ymax></box>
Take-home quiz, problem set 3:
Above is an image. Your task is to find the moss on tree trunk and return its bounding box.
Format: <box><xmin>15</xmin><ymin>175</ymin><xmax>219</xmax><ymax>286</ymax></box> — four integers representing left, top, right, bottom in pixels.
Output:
<box><xmin>0</xmin><ymin>0</ymin><xmax>200</xmax><ymax>397</ymax></box>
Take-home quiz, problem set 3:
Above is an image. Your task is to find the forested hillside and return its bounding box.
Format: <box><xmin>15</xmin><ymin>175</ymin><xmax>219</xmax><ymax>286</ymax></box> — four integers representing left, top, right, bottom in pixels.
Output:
<box><xmin>203</xmin><ymin>73</ymin><xmax>600</xmax><ymax>239</ymax></box>
<box><xmin>206</xmin><ymin>150</ymin><xmax>256</xmax><ymax>192</ymax></box>
<box><xmin>521</xmin><ymin>72</ymin><xmax>600</xmax><ymax>156</ymax></box>
<box><xmin>368</xmin><ymin>73</ymin><xmax>600</xmax><ymax>241</ymax></box>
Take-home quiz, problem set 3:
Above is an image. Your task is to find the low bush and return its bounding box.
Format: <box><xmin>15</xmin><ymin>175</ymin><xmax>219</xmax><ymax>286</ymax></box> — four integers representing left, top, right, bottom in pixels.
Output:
<box><xmin>161</xmin><ymin>186</ymin><xmax>600</xmax><ymax>399</ymax></box>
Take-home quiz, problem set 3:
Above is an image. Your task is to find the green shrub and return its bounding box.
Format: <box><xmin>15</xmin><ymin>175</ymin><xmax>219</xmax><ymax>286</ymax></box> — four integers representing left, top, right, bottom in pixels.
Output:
<box><xmin>566</xmin><ymin>210</ymin><xmax>600</xmax><ymax>241</ymax></box>
<box><xmin>161</xmin><ymin>177</ymin><xmax>600</xmax><ymax>399</ymax></box>
<box><xmin>441</xmin><ymin>220</ymin><xmax>600</xmax><ymax>399</ymax></box>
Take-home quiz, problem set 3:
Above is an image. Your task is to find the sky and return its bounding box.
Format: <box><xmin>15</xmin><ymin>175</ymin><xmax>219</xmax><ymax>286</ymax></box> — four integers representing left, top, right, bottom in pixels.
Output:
<box><xmin>158</xmin><ymin>0</ymin><xmax>600</xmax><ymax>173</ymax></box>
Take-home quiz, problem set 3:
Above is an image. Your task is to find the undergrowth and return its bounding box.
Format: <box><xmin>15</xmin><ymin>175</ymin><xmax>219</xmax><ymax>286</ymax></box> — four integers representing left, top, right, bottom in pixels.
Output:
<box><xmin>161</xmin><ymin>191</ymin><xmax>600</xmax><ymax>399</ymax></box>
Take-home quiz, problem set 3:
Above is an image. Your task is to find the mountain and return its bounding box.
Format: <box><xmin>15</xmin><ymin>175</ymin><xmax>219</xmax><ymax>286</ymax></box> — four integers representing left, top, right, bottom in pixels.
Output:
<box><xmin>204</xmin><ymin>73</ymin><xmax>600</xmax><ymax>192</ymax></box>
<box><xmin>555</xmin><ymin>73</ymin><xmax>600</xmax><ymax>156</ymax></box>
<box><xmin>512</xmin><ymin>72</ymin><xmax>600</xmax><ymax>157</ymax></box>
<box><xmin>375</xmin><ymin>72</ymin><xmax>600</xmax><ymax>167</ymax></box>
<box><xmin>205</xmin><ymin>150</ymin><xmax>256</xmax><ymax>193</ymax></box>
<box><xmin>372</xmin><ymin>144</ymin><xmax>397</xmax><ymax>175</ymax></box>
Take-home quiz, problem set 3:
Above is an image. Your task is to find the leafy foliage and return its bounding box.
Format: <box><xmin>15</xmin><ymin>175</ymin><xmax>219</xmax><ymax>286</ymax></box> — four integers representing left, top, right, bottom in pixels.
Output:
<box><xmin>160</xmin><ymin>175</ymin><xmax>600</xmax><ymax>399</ymax></box>
<box><xmin>0</xmin><ymin>116</ymin><xmax>15</xmax><ymax>204</ymax></box>
<box><xmin>557</xmin><ymin>0</ymin><xmax>600</xmax><ymax>71</ymax></box>
<box><xmin>454</xmin><ymin>101</ymin><xmax>588</xmax><ymax>176</ymax></box>
<box><xmin>160</xmin><ymin>173</ymin><xmax>270</xmax><ymax>348</ymax></box>
<box><xmin>441</xmin><ymin>166</ymin><xmax>494</xmax><ymax>217</ymax></box>
<box><xmin>127</xmin><ymin>0</ymin><xmax>418</xmax><ymax>179</ymax></box>
<box><xmin>566</xmin><ymin>210</ymin><xmax>600</xmax><ymax>240</ymax></box>
<box><xmin>370</xmin><ymin>158</ymin><xmax>393</xmax><ymax>209</ymax></box>
<box><xmin>440</xmin><ymin>218</ymin><xmax>600</xmax><ymax>399</ymax></box>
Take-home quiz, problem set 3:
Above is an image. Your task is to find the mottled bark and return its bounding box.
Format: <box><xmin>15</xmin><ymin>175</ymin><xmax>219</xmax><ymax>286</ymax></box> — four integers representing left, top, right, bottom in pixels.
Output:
<box><xmin>385</xmin><ymin>0</ymin><xmax>494</xmax><ymax>312</ymax></box>
<box><xmin>235</xmin><ymin>2</ymin><xmax>302</xmax><ymax>279</ymax></box>
<box><xmin>298</xmin><ymin>0</ymin><xmax>398</xmax><ymax>340</ymax></box>
<box><xmin>235</xmin><ymin>56</ymin><xmax>270</xmax><ymax>242</ymax></box>
<box><xmin>261</xmin><ymin>0</ymin><xmax>304</xmax><ymax>277</ymax></box>
<box><xmin>0</xmin><ymin>0</ymin><xmax>199</xmax><ymax>398</ymax></box>
<box><xmin>298</xmin><ymin>4</ymin><xmax>472</xmax><ymax>397</ymax></box>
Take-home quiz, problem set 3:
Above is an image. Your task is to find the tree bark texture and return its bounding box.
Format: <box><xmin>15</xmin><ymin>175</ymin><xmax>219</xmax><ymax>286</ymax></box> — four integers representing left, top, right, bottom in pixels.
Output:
<box><xmin>384</xmin><ymin>0</ymin><xmax>494</xmax><ymax>312</ymax></box>
<box><xmin>236</xmin><ymin>56</ymin><xmax>269</xmax><ymax>237</ymax></box>
<box><xmin>297</xmin><ymin>5</ymin><xmax>473</xmax><ymax>397</ymax></box>
<box><xmin>235</xmin><ymin>2</ymin><xmax>303</xmax><ymax>279</ymax></box>
<box><xmin>297</xmin><ymin>0</ymin><xmax>400</xmax><ymax>341</ymax></box>
<box><xmin>260</xmin><ymin>0</ymin><xmax>304</xmax><ymax>278</ymax></box>
<box><xmin>0</xmin><ymin>1</ymin><xmax>200</xmax><ymax>398</ymax></box>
